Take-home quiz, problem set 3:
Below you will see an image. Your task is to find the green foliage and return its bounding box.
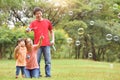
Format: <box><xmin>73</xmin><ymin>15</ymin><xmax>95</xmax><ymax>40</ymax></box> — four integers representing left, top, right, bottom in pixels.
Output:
<box><xmin>52</xmin><ymin>29</ymin><xmax>69</xmax><ymax>58</ymax></box>
<box><xmin>54</xmin><ymin>29</ymin><xmax>67</xmax><ymax>44</ymax></box>
<box><xmin>0</xmin><ymin>26</ymin><xmax>33</xmax><ymax>58</ymax></box>
<box><xmin>64</xmin><ymin>20</ymin><xmax>87</xmax><ymax>39</ymax></box>
<box><xmin>0</xmin><ymin>0</ymin><xmax>120</xmax><ymax>62</ymax></box>
<box><xmin>0</xmin><ymin>0</ymin><xmax>23</xmax><ymax>10</ymax></box>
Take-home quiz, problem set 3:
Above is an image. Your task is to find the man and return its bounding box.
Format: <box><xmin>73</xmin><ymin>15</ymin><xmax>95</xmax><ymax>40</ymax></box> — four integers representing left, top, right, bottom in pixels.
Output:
<box><xmin>26</xmin><ymin>7</ymin><xmax>55</xmax><ymax>77</ymax></box>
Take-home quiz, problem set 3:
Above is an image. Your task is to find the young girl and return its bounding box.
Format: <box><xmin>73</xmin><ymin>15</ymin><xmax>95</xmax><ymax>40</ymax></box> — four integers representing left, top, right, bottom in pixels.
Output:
<box><xmin>25</xmin><ymin>36</ymin><xmax>43</xmax><ymax>78</ymax></box>
<box><xmin>14</xmin><ymin>38</ymin><xmax>27</xmax><ymax>78</ymax></box>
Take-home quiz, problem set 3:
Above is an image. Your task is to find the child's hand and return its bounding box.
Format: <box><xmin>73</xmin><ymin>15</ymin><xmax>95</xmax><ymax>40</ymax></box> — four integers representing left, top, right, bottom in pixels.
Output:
<box><xmin>37</xmin><ymin>36</ymin><xmax>44</xmax><ymax>48</ymax></box>
<box><xmin>40</xmin><ymin>36</ymin><xmax>44</xmax><ymax>40</ymax></box>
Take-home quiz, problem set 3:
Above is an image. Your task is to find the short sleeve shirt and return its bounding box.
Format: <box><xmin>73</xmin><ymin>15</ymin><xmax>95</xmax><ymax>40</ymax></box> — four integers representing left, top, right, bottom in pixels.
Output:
<box><xmin>30</xmin><ymin>19</ymin><xmax>52</xmax><ymax>46</ymax></box>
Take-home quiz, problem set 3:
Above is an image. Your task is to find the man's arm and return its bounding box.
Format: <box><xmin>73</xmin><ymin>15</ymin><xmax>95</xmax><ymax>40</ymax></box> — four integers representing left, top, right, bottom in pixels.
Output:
<box><xmin>50</xmin><ymin>30</ymin><xmax>55</xmax><ymax>45</ymax></box>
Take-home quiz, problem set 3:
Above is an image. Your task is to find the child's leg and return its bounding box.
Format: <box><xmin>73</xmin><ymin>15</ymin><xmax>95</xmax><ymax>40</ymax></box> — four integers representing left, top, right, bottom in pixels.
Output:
<box><xmin>31</xmin><ymin>68</ymin><xmax>39</xmax><ymax>78</ymax></box>
<box><xmin>16</xmin><ymin>66</ymin><xmax>20</xmax><ymax>78</ymax></box>
<box><xmin>25</xmin><ymin>69</ymin><xmax>31</xmax><ymax>78</ymax></box>
<box><xmin>21</xmin><ymin>66</ymin><xmax>25</xmax><ymax>78</ymax></box>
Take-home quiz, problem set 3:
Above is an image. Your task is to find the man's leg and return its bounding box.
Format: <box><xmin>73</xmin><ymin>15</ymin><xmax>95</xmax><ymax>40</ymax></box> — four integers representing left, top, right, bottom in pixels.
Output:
<box><xmin>37</xmin><ymin>47</ymin><xmax>43</xmax><ymax>76</ymax></box>
<box><xmin>43</xmin><ymin>46</ymin><xmax>51</xmax><ymax>77</ymax></box>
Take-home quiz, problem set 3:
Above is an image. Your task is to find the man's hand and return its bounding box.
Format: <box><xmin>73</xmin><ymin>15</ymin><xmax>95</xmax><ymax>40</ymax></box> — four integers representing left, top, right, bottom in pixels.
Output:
<box><xmin>50</xmin><ymin>40</ymin><xmax>56</xmax><ymax>51</ymax></box>
<box><xmin>50</xmin><ymin>40</ymin><xmax>54</xmax><ymax>45</ymax></box>
<box><xmin>26</xmin><ymin>27</ymin><xmax>31</xmax><ymax>32</ymax></box>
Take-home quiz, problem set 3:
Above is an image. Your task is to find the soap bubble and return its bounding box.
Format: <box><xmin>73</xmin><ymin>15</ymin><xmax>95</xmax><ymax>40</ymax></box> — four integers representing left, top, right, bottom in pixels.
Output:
<box><xmin>78</xmin><ymin>28</ymin><xmax>84</xmax><ymax>35</ymax></box>
<box><xmin>67</xmin><ymin>38</ymin><xmax>73</xmax><ymax>44</ymax></box>
<box><xmin>118</xmin><ymin>13</ymin><xmax>120</xmax><ymax>18</ymax></box>
<box><xmin>106</xmin><ymin>34</ymin><xmax>112</xmax><ymax>41</ymax></box>
<box><xmin>68</xmin><ymin>11</ymin><xmax>73</xmax><ymax>16</ymax></box>
<box><xmin>88</xmin><ymin>52</ymin><xmax>93</xmax><ymax>58</ymax></box>
<box><xmin>90</xmin><ymin>21</ymin><xmax>95</xmax><ymax>25</ymax></box>
<box><xmin>75</xmin><ymin>40</ymin><xmax>80</xmax><ymax>46</ymax></box>
<box><xmin>98</xmin><ymin>4</ymin><xmax>103</xmax><ymax>10</ymax></box>
<box><xmin>113</xmin><ymin>36</ymin><xmax>119</xmax><ymax>41</ymax></box>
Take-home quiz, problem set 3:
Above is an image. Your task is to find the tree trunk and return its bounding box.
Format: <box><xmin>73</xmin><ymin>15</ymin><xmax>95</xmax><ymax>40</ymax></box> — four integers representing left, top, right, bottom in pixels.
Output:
<box><xmin>82</xmin><ymin>34</ymin><xmax>90</xmax><ymax>59</ymax></box>
<box><xmin>75</xmin><ymin>45</ymin><xmax>81</xmax><ymax>59</ymax></box>
<box><xmin>91</xmin><ymin>37</ymin><xmax>97</xmax><ymax>61</ymax></box>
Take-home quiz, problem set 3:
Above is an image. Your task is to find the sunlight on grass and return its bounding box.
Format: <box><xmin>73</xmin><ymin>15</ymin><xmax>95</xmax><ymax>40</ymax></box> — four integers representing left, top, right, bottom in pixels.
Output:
<box><xmin>0</xmin><ymin>59</ymin><xmax>120</xmax><ymax>80</ymax></box>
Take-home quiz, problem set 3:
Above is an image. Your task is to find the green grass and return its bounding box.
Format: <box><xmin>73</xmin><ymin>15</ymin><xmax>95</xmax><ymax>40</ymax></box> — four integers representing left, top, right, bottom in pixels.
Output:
<box><xmin>0</xmin><ymin>59</ymin><xmax>120</xmax><ymax>80</ymax></box>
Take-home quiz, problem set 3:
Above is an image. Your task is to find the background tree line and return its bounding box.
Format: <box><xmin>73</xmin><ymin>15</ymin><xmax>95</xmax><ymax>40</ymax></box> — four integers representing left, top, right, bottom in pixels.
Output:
<box><xmin>0</xmin><ymin>0</ymin><xmax>120</xmax><ymax>62</ymax></box>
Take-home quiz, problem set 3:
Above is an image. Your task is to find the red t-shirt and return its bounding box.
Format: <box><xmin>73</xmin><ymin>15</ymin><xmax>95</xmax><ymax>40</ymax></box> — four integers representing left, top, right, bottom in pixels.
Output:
<box><xmin>30</xmin><ymin>19</ymin><xmax>52</xmax><ymax>46</ymax></box>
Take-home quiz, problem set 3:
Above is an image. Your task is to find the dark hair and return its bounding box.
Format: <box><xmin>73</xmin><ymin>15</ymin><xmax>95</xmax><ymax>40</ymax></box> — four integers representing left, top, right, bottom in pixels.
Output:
<box><xmin>16</xmin><ymin>38</ymin><xmax>25</xmax><ymax>46</ymax></box>
<box><xmin>33</xmin><ymin>7</ymin><xmax>43</xmax><ymax>15</ymax></box>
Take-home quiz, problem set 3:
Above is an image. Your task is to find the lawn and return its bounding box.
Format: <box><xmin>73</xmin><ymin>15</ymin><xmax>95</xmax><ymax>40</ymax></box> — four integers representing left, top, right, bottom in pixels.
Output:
<box><xmin>0</xmin><ymin>59</ymin><xmax>120</xmax><ymax>80</ymax></box>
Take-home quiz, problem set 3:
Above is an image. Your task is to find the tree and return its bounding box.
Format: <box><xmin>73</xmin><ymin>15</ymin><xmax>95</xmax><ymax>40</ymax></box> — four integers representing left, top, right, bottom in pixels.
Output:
<box><xmin>0</xmin><ymin>0</ymin><xmax>120</xmax><ymax>62</ymax></box>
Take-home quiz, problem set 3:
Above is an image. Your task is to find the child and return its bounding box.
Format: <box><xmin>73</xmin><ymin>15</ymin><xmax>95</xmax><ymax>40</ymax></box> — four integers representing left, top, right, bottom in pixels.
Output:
<box><xmin>24</xmin><ymin>36</ymin><xmax>43</xmax><ymax>78</ymax></box>
<box><xmin>14</xmin><ymin>38</ymin><xmax>27</xmax><ymax>78</ymax></box>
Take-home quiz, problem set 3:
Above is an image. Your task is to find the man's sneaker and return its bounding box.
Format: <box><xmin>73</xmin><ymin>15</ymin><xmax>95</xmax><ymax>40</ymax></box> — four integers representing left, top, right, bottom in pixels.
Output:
<box><xmin>39</xmin><ymin>75</ymin><xmax>42</xmax><ymax>77</ymax></box>
<box><xmin>45</xmin><ymin>75</ymin><xmax>51</xmax><ymax>78</ymax></box>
